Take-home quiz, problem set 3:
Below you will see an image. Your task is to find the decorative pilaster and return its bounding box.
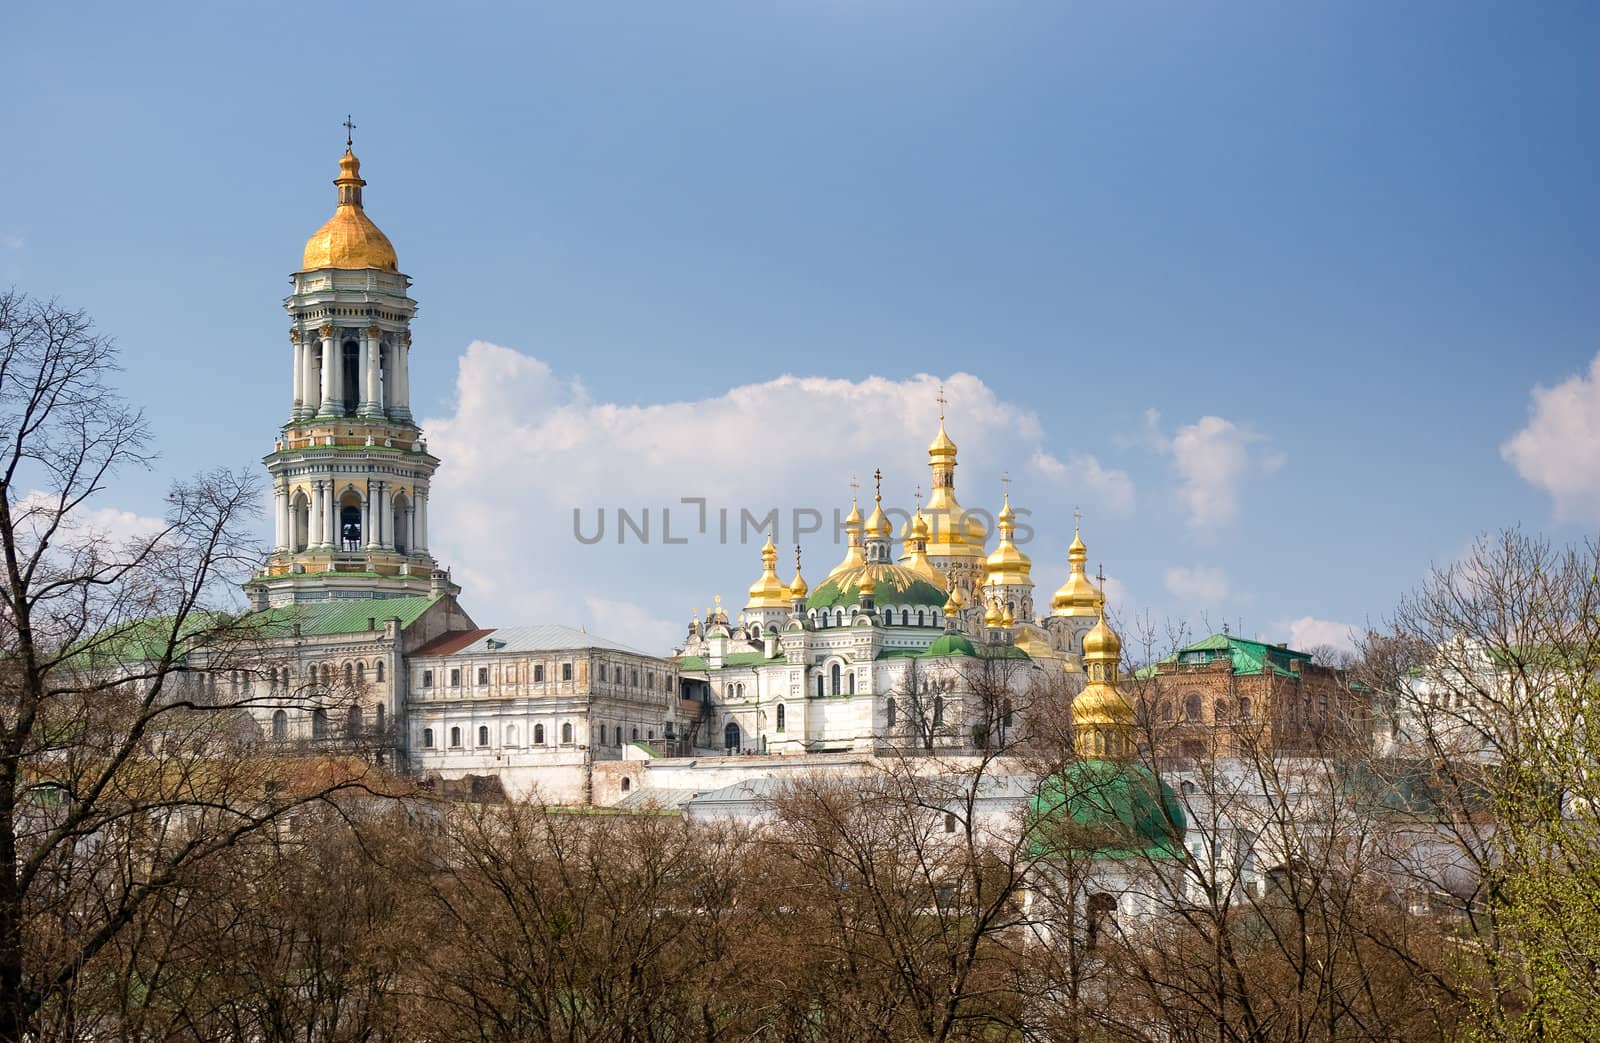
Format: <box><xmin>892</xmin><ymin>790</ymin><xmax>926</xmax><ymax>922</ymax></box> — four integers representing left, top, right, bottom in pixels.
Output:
<box><xmin>311</xmin><ymin>481</ymin><xmax>326</xmax><ymax>547</ymax></box>
<box><xmin>290</xmin><ymin>330</ymin><xmax>305</xmax><ymax>420</ymax></box>
<box><xmin>416</xmin><ymin>489</ymin><xmax>428</xmax><ymax>553</ymax></box>
<box><xmin>394</xmin><ymin>333</ymin><xmax>412</xmax><ymax>420</ymax></box>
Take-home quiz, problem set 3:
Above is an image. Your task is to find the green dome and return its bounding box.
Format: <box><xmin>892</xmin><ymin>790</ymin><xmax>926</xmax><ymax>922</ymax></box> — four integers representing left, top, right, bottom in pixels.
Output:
<box><xmin>1027</xmin><ymin>760</ymin><xmax>1186</xmax><ymax>860</ymax></box>
<box><xmin>806</xmin><ymin>563</ymin><xmax>949</xmax><ymax>612</ymax></box>
<box><xmin>923</xmin><ymin>633</ymin><xmax>978</xmax><ymax>658</ymax></box>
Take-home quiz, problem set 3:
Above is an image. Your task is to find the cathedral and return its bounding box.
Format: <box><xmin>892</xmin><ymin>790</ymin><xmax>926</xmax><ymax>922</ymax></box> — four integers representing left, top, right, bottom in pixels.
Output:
<box><xmin>201</xmin><ymin>134</ymin><xmax>1144</xmax><ymax>803</ymax></box>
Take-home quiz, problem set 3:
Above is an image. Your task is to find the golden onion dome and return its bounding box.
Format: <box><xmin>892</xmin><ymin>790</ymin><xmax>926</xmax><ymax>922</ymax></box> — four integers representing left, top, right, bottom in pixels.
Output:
<box><xmin>942</xmin><ymin>588</ymin><xmax>962</xmax><ymax>615</ymax></box>
<box><xmin>845</xmin><ymin>498</ymin><xmax>863</xmax><ymax>527</ymax></box>
<box><xmin>859</xmin><ymin>576</ymin><xmax>877</xmax><ymax>598</ymax></box>
<box><xmin>301</xmin><ymin>148</ymin><xmax>399</xmax><ymax>272</ymax></box>
<box><xmin>929</xmin><ymin>420</ymin><xmax>958</xmax><ymax>459</ymax></box>
<box><xmin>864</xmin><ymin>500</ymin><xmax>892</xmax><ymax>539</ymax></box>
<box><xmin>787</xmin><ymin>553</ymin><xmax>809</xmax><ymax>600</ymax></box>
<box><xmin>984</xmin><ymin>602</ymin><xmax>1003</xmax><ymax>626</ymax></box>
<box><xmin>1013</xmin><ymin>626</ymin><xmax>1057</xmax><ymax>660</ymax></box>
<box><xmin>1051</xmin><ymin>526</ymin><xmax>1104</xmax><ymax>617</ymax></box>
<box><xmin>1082</xmin><ymin>614</ymin><xmax>1122</xmax><ymax>660</ymax></box>
<box><xmin>984</xmin><ymin>490</ymin><xmax>1032</xmax><ymax>583</ymax></box>
<box><xmin>1001</xmin><ymin>606</ymin><xmax>1015</xmax><ymax>627</ymax></box>
<box><xmin>745</xmin><ymin>536</ymin><xmax>791</xmax><ymax>610</ymax></box>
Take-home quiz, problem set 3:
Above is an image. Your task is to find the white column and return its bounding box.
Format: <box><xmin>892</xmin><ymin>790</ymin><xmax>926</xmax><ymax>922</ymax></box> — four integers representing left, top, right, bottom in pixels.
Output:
<box><xmin>364</xmin><ymin>330</ymin><xmax>383</xmax><ymax>416</ymax></box>
<box><xmin>396</xmin><ymin>338</ymin><xmax>412</xmax><ymax>418</ymax></box>
<box><xmin>303</xmin><ymin>340</ymin><xmax>321</xmax><ymax>415</ymax></box>
<box><xmin>273</xmin><ymin>485</ymin><xmax>288</xmax><ymax>550</ymax></box>
<box><xmin>326</xmin><ymin>481</ymin><xmax>339</xmax><ymax>549</ymax></box>
<box><xmin>291</xmin><ymin>335</ymin><xmax>304</xmax><ymax>419</ymax></box>
<box><xmin>406</xmin><ymin>502</ymin><xmax>416</xmax><ymax>555</ymax></box>
<box><xmin>356</xmin><ymin>328</ymin><xmax>372</xmax><ymax>417</ymax></box>
<box><xmin>318</xmin><ymin>327</ymin><xmax>338</xmax><ymax>417</ymax></box>
<box><xmin>379</xmin><ymin>484</ymin><xmax>394</xmax><ymax>549</ymax></box>
<box><xmin>311</xmin><ymin>481</ymin><xmax>326</xmax><ymax>546</ymax></box>
<box><xmin>417</xmin><ymin>490</ymin><xmax>428</xmax><ymax>552</ymax></box>
<box><xmin>361</xmin><ymin>485</ymin><xmax>374</xmax><ymax>550</ymax></box>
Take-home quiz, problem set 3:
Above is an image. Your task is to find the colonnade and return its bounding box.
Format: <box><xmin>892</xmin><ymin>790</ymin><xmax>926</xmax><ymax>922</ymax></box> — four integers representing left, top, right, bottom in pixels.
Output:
<box><xmin>290</xmin><ymin>324</ymin><xmax>412</xmax><ymax>421</ymax></box>
<box><xmin>272</xmin><ymin>478</ymin><xmax>430</xmax><ymax>556</ymax></box>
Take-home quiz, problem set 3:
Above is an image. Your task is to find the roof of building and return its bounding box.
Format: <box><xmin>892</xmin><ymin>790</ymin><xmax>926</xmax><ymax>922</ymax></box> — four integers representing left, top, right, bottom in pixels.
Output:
<box><xmin>410</xmin><ymin>623</ymin><xmax>651</xmax><ymax>658</ymax></box>
<box><xmin>1027</xmin><ymin>759</ymin><xmax>1186</xmax><ymax>860</ymax></box>
<box><xmin>1138</xmin><ymin>632</ymin><xmax>1314</xmax><ymax>679</ymax></box>
<box><xmin>256</xmin><ymin>595</ymin><xmax>444</xmax><ymax>640</ymax></box>
<box><xmin>806</xmin><ymin>563</ymin><xmax>949</xmax><ymax>611</ymax></box>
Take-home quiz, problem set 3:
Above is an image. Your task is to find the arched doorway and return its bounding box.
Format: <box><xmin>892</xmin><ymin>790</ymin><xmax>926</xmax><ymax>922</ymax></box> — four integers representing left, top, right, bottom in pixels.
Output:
<box><xmin>391</xmin><ymin>492</ymin><xmax>410</xmax><ymax>554</ymax></box>
<box><xmin>723</xmin><ymin>721</ymin><xmax>740</xmax><ymax>751</ymax></box>
<box><xmin>291</xmin><ymin>492</ymin><xmax>310</xmax><ymax>552</ymax></box>
<box><xmin>339</xmin><ymin>491</ymin><xmax>363</xmax><ymax>551</ymax></box>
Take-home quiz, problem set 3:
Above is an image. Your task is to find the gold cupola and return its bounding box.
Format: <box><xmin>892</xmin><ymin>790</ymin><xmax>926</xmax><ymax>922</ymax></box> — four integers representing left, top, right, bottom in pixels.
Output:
<box><xmin>301</xmin><ymin>144</ymin><xmax>400</xmax><ymax>272</ymax></box>
<box><xmin>828</xmin><ymin>485</ymin><xmax>867</xmax><ymax>579</ymax></box>
<box><xmin>1073</xmin><ymin>600</ymin><xmax>1135</xmax><ymax>760</ymax></box>
<box><xmin>1051</xmin><ymin>525</ymin><xmax>1105</xmax><ymax>618</ymax></box>
<box><xmin>984</xmin><ymin>487</ymin><xmax>1032</xmax><ymax>586</ymax></box>
<box><xmin>745</xmin><ymin>536</ymin><xmax>791</xmax><ymax>610</ymax></box>
<box><xmin>787</xmin><ymin>544</ymin><xmax>809</xmax><ymax>602</ymax></box>
<box><xmin>920</xmin><ymin>396</ymin><xmax>988</xmax><ymax>558</ymax></box>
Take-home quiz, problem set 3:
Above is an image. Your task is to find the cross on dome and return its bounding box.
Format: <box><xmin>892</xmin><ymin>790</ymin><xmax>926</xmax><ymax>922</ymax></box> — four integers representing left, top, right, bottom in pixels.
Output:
<box><xmin>342</xmin><ymin>114</ymin><xmax>357</xmax><ymax>149</ymax></box>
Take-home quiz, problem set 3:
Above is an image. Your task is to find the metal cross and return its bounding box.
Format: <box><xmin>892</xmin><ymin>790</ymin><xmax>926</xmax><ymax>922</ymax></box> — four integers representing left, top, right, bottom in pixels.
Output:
<box><xmin>873</xmin><ymin>467</ymin><xmax>883</xmax><ymax>502</ymax></box>
<box><xmin>1096</xmin><ymin>563</ymin><xmax>1106</xmax><ymax>590</ymax></box>
<box><xmin>1073</xmin><ymin>506</ymin><xmax>1082</xmax><ymax>529</ymax></box>
<box><xmin>343</xmin><ymin>114</ymin><xmax>357</xmax><ymax>148</ymax></box>
<box><xmin>936</xmin><ymin>384</ymin><xmax>947</xmax><ymax>421</ymax></box>
<box><xmin>849</xmin><ymin>475</ymin><xmax>859</xmax><ymax>503</ymax></box>
<box><xmin>1001</xmin><ymin>471</ymin><xmax>1011</xmax><ymax>498</ymax></box>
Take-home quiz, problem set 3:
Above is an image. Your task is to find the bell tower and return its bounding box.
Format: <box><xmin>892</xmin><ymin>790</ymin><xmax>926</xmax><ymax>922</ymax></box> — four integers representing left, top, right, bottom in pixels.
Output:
<box><xmin>246</xmin><ymin>131</ymin><xmax>456</xmax><ymax>606</ymax></box>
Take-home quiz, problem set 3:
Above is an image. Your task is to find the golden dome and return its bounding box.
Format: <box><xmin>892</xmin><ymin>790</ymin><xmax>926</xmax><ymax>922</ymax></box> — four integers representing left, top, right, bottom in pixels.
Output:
<box><xmin>859</xmin><ymin>576</ymin><xmax>877</xmax><ymax>598</ymax></box>
<box><xmin>984</xmin><ymin>602</ymin><xmax>1003</xmax><ymax>626</ymax></box>
<box><xmin>301</xmin><ymin>148</ymin><xmax>399</xmax><ymax>272</ymax></box>
<box><xmin>745</xmin><ymin>537</ymin><xmax>791</xmax><ymax>610</ymax></box>
<box><xmin>929</xmin><ymin>420</ymin><xmax>958</xmax><ymax>459</ymax></box>
<box><xmin>1082</xmin><ymin>614</ymin><xmax>1122</xmax><ymax>660</ymax></box>
<box><xmin>1051</xmin><ymin>525</ymin><xmax>1104</xmax><ymax>617</ymax></box>
<box><xmin>864</xmin><ymin>501</ymin><xmax>892</xmax><ymax>539</ymax></box>
<box><xmin>1013</xmin><ymin>625</ymin><xmax>1057</xmax><ymax>660</ymax></box>
<box><xmin>828</xmin><ymin>491</ymin><xmax>867</xmax><ymax>579</ymax></box>
<box><xmin>984</xmin><ymin>490</ymin><xmax>1032</xmax><ymax>585</ymax></box>
<box><xmin>787</xmin><ymin>545</ymin><xmax>809</xmax><ymax>600</ymax></box>
<box><xmin>1001</xmin><ymin>606</ymin><xmax>1015</xmax><ymax>627</ymax></box>
<box><xmin>943</xmin><ymin>587</ymin><xmax>962</xmax><ymax>615</ymax></box>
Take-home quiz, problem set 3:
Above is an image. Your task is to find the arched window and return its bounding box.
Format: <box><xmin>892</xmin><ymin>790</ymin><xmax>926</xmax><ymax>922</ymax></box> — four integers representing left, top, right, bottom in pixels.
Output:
<box><xmin>355</xmin><ymin>662</ymin><xmax>365</xmax><ymax>684</ymax></box>
<box><xmin>422</xmin><ymin>727</ymin><xmax>435</xmax><ymax>748</ymax></box>
<box><xmin>882</xmin><ymin>611</ymin><xmax>892</xmax><ymax>628</ymax></box>
<box><xmin>1215</xmin><ymin>699</ymin><xmax>1229</xmax><ymax>720</ymax></box>
<box><xmin>1160</xmin><ymin>702</ymin><xmax>1173</xmax><ymax>723</ymax></box>
<box><xmin>320</xmin><ymin>664</ymin><xmax>332</xmax><ymax>688</ymax></box>
<box><xmin>944</xmin><ymin>812</ymin><xmax>958</xmax><ymax>834</ymax></box>
<box><xmin>271</xmin><ymin>709</ymin><xmax>287</xmax><ymax>740</ymax></box>
<box><xmin>901</xmin><ymin>610</ymin><xmax>909</xmax><ymax>626</ymax></box>
<box><xmin>933</xmin><ymin>695</ymin><xmax>944</xmax><ymax>727</ymax></box>
<box><xmin>376</xmin><ymin>660</ymin><xmax>385</xmax><ymax>682</ymax></box>
<box><xmin>835</xmin><ymin>610</ymin><xmax>844</xmax><ymax>627</ymax></box>
<box><xmin>1239</xmin><ymin>697</ymin><xmax>1253</xmax><ymax>720</ymax></box>
<box><xmin>343</xmin><ymin>663</ymin><xmax>353</xmax><ymax>687</ymax></box>
<box><xmin>449</xmin><ymin>726</ymin><xmax>461</xmax><ymax>748</ymax></box>
<box><xmin>631</xmin><ymin>727</ymin><xmax>638</xmax><ymax>741</ymax></box>
<box><xmin>477</xmin><ymin>725</ymin><xmax>489</xmax><ymax>747</ymax></box>
<box><xmin>724</xmin><ymin>721</ymin><xmax>741</xmax><ymax>750</ymax></box>
<box><xmin>917</xmin><ymin>610</ymin><xmax>925</xmax><ymax>627</ymax></box>
<box><xmin>621</xmin><ymin>777</ymin><xmax>632</xmax><ymax>793</ymax></box>
<box><xmin>597</xmin><ymin>725</ymin><xmax>606</xmax><ymax>746</ymax></box>
<box><xmin>1087</xmin><ymin>893</ymin><xmax>1118</xmax><ymax>950</ymax></box>
<box><xmin>561</xmin><ymin>722</ymin><xmax>573</xmax><ymax>744</ymax></box>
<box><xmin>616</xmin><ymin>728</ymin><xmax>623</xmax><ymax>747</ymax></box>
<box><xmin>887</xmin><ymin>696</ymin><xmax>896</xmax><ymax>729</ymax></box>
<box><xmin>830</xmin><ymin>663</ymin><xmax>841</xmax><ymax>696</ymax></box>
<box><xmin>534</xmin><ymin>724</ymin><xmax>545</xmax><ymax>744</ymax></box>
<box><xmin>1002</xmin><ymin>698</ymin><xmax>1014</xmax><ymax>730</ymax></box>
<box><xmin>1183</xmin><ymin>693</ymin><xmax>1203</xmax><ymax>722</ymax></box>
<box><xmin>816</xmin><ymin>674</ymin><xmax>825</xmax><ymax>699</ymax></box>
<box><xmin>311</xmin><ymin>708</ymin><xmax>328</xmax><ymax>739</ymax></box>
<box><xmin>346</xmin><ymin>704</ymin><xmax>362</xmax><ymax>738</ymax></box>
<box><xmin>375</xmin><ymin>703</ymin><xmax>386</xmax><ymax>732</ymax></box>
<box><xmin>776</xmin><ymin>704</ymin><xmax>786</xmax><ymax>732</ymax></box>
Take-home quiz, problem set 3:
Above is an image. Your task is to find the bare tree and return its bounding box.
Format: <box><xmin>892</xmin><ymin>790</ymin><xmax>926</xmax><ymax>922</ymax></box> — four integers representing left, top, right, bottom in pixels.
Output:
<box><xmin>0</xmin><ymin>291</ymin><xmax>385</xmax><ymax>1039</ymax></box>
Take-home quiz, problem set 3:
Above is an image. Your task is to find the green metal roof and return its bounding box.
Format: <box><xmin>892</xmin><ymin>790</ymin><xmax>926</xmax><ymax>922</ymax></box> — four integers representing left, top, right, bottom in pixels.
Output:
<box><xmin>1143</xmin><ymin>632</ymin><xmax>1312</xmax><ymax>678</ymax></box>
<box><xmin>923</xmin><ymin>633</ymin><xmax>978</xmax><ymax>658</ymax></box>
<box><xmin>1027</xmin><ymin>760</ymin><xmax>1186</xmax><ymax>860</ymax></box>
<box><xmin>805</xmin><ymin>568</ymin><xmax>948</xmax><ymax>611</ymax></box>
<box><xmin>253</xmin><ymin>595</ymin><xmax>442</xmax><ymax>639</ymax></box>
<box><xmin>672</xmin><ymin>650</ymin><xmax>783</xmax><ymax>673</ymax></box>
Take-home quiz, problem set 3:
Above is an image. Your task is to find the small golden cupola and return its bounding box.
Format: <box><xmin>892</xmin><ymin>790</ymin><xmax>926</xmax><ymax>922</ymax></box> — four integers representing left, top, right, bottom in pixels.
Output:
<box><xmin>787</xmin><ymin>544</ymin><xmax>809</xmax><ymax>602</ymax></box>
<box><xmin>745</xmin><ymin>536</ymin><xmax>791</xmax><ymax>611</ymax></box>
<box><xmin>1051</xmin><ymin>524</ymin><xmax>1106</xmax><ymax>618</ymax></box>
<box><xmin>828</xmin><ymin>481</ymin><xmax>867</xmax><ymax>578</ymax></box>
<box><xmin>984</xmin><ymin>487</ymin><xmax>1032</xmax><ymax>587</ymax></box>
<box><xmin>1073</xmin><ymin>600</ymin><xmax>1135</xmax><ymax>760</ymax></box>
<box><xmin>301</xmin><ymin>137</ymin><xmax>399</xmax><ymax>272</ymax></box>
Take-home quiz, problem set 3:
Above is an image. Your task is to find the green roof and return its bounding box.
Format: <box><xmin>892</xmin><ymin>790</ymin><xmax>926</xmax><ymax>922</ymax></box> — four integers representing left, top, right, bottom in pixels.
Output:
<box><xmin>675</xmin><ymin>655</ymin><xmax>707</xmax><ymax>671</ymax></box>
<box><xmin>253</xmin><ymin>595</ymin><xmax>442</xmax><ymax>639</ymax></box>
<box><xmin>805</xmin><ymin>567</ymin><xmax>949</xmax><ymax>611</ymax></box>
<box><xmin>1027</xmin><ymin>760</ymin><xmax>1186</xmax><ymax>860</ymax></box>
<box><xmin>672</xmin><ymin>650</ymin><xmax>783</xmax><ymax>674</ymax></box>
<box><xmin>1142</xmin><ymin>632</ymin><xmax>1312</xmax><ymax>679</ymax></box>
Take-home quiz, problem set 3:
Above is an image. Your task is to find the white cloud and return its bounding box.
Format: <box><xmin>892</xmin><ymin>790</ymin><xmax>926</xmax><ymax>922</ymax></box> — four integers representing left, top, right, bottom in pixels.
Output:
<box><xmin>1029</xmin><ymin>449</ymin><xmax>1135</xmax><ymax>514</ymax></box>
<box><xmin>1501</xmin><ymin>351</ymin><xmax>1600</xmax><ymax>522</ymax></box>
<box><xmin>1142</xmin><ymin>409</ymin><xmax>1281</xmax><ymax>531</ymax></box>
<box><xmin>422</xmin><ymin>342</ymin><xmax>1096</xmax><ymax>651</ymax></box>
<box><xmin>11</xmin><ymin>490</ymin><xmax>165</xmax><ymax>549</ymax></box>
<box><xmin>1272</xmin><ymin>616</ymin><xmax>1358</xmax><ymax>656</ymax></box>
<box><xmin>1164</xmin><ymin>565</ymin><xmax>1230</xmax><ymax>606</ymax></box>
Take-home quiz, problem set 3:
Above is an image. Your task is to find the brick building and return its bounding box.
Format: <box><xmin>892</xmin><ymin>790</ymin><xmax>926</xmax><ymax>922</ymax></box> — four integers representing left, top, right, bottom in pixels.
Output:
<box><xmin>1134</xmin><ymin>633</ymin><xmax>1369</xmax><ymax>760</ymax></box>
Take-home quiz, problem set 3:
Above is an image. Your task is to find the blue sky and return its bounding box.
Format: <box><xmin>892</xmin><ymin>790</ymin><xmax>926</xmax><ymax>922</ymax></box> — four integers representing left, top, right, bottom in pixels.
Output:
<box><xmin>4</xmin><ymin>2</ymin><xmax>1598</xmax><ymax>654</ymax></box>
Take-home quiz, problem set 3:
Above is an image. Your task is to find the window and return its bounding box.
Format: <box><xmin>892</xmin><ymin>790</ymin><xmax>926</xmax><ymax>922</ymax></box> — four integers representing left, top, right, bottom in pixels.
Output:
<box><xmin>647</xmin><ymin>672</ymin><xmax>654</xmax><ymax>688</ymax></box>
<box><xmin>830</xmin><ymin>663</ymin><xmax>841</xmax><ymax>696</ymax></box>
<box><xmin>534</xmin><ymin>724</ymin><xmax>545</xmax><ymax>744</ymax></box>
<box><xmin>621</xmin><ymin>777</ymin><xmax>632</xmax><ymax>793</ymax></box>
<box><xmin>343</xmin><ymin>663</ymin><xmax>353</xmax><ymax>686</ymax></box>
<box><xmin>561</xmin><ymin>722</ymin><xmax>573</xmax><ymax>744</ymax></box>
<box><xmin>346</xmin><ymin>704</ymin><xmax>363</xmax><ymax>738</ymax></box>
<box><xmin>1159</xmin><ymin>701</ymin><xmax>1172</xmax><ymax>723</ymax></box>
<box><xmin>598</xmin><ymin>725</ymin><xmax>607</xmax><ymax>745</ymax></box>
<box><xmin>887</xmin><ymin>697</ymin><xmax>896</xmax><ymax>729</ymax></box>
<box><xmin>562</xmin><ymin>663</ymin><xmax>573</xmax><ymax>681</ymax></box>
<box><xmin>449</xmin><ymin>726</ymin><xmax>462</xmax><ymax>748</ymax></box>
<box><xmin>534</xmin><ymin>664</ymin><xmax>545</xmax><ymax>682</ymax></box>
<box><xmin>477</xmin><ymin>725</ymin><xmax>489</xmax><ymax>747</ymax></box>
<box><xmin>376</xmin><ymin>661</ymin><xmax>385</xmax><ymax>682</ymax></box>
<box><xmin>616</xmin><ymin>729</ymin><xmax>623</xmax><ymax>748</ymax></box>
<box><xmin>597</xmin><ymin>665</ymin><xmax>606</xmax><ymax>682</ymax></box>
<box><xmin>477</xmin><ymin>667</ymin><xmax>489</xmax><ymax>686</ymax></box>
<box><xmin>423</xmin><ymin>727</ymin><xmax>435</xmax><ymax>748</ymax></box>
<box><xmin>776</xmin><ymin>704</ymin><xmax>786</xmax><ymax>732</ymax></box>
<box><xmin>917</xmin><ymin>610</ymin><xmax>925</xmax><ymax>627</ymax></box>
<box><xmin>945</xmin><ymin>812</ymin><xmax>958</xmax><ymax>834</ymax></box>
<box><xmin>271</xmin><ymin>709</ymin><xmax>287</xmax><ymax>740</ymax></box>
<box><xmin>375</xmin><ymin>703</ymin><xmax>385</xmax><ymax>732</ymax></box>
<box><xmin>506</xmin><ymin>725</ymin><xmax>517</xmax><ymax>745</ymax></box>
<box><xmin>848</xmin><ymin>672</ymin><xmax>856</xmax><ymax>695</ymax></box>
<box><xmin>421</xmin><ymin>669</ymin><xmax>433</xmax><ymax>688</ymax></box>
<box><xmin>1239</xmin><ymin>697</ymin><xmax>1253</xmax><ymax>721</ymax></box>
<box><xmin>450</xmin><ymin>668</ymin><xmax>461</xmax><ymax>688</ymax></box>
<box><xmin>311</xmin><ymin>708</ymin><xmax>328</xmax><ymax>739</ymax></box>
<box><xmin>933</xmin><ymin>696</ymin><xmax>944</xmax><ymax>727</ymax></box>
<box><xmin>1183</xmin><ymin>693</ymin><xmax>1202</xmax><ymax>722</ymax></box>
<box><xmin>1002</xmin><ymin>698</ymin><xmax>1014</xmax><ymax>730</ymax></box>
<box><xmin>724</xmin><ymin>722</ymin><xmax>741</xmax><ymax>750</ymax></box>
<box><xmin>631</xmin><ymin>727</ymin><xmax>639</xmax><ymax>741</ymax></box>
<box><xmin>815</xmin><ymin>675</ymin><xmax>825</xmax><ymax>699</ymax></box>
<box><xmin>355</xmin><ymin>662</ymin><xmax>365</xmax><ymax>684</ymax></box>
